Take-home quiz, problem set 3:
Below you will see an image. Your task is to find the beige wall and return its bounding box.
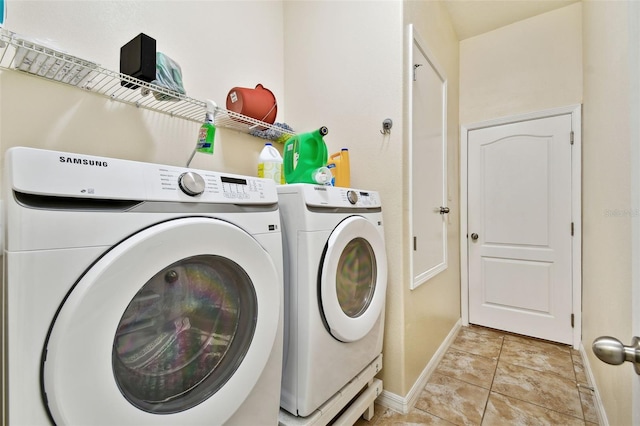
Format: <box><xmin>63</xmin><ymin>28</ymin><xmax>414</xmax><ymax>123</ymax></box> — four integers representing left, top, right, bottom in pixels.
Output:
<box><xmin>402</xmin><ymin>1</ymin><xmax>461</xmax><ymax>397</ymax></box>
<box><xmin>582</xmin><ymin>1</ymin><xmax>634</xmax><ymax>424</ymax></box>
<box><xmin>1</xmin><ymin>1</ymin><xmax>286</xmax><ymax>176</ymax></box>
<box><xmin>460</xmin><ymin>3</ymin><xmax>583</xmax><ymax>125</ymax></box>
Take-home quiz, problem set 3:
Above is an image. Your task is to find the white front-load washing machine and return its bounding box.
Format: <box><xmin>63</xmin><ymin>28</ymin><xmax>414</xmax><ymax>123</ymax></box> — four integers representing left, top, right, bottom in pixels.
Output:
<box><xmin>2</xmin><ymin>147</ymin><xmax>284</xmax><ymax>425</ymax></box>
<box><xmin>276</xmin><ymin>184</ymin><xmax>387</xmax><ymax>418</ymax></box>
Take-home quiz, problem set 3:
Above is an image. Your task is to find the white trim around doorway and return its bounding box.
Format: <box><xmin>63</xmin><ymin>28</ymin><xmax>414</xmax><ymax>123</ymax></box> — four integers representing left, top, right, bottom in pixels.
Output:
<box><xmin>460</xmin><ymin>104</ymin><xmax>582</xmax><ymax>349</ymax></box>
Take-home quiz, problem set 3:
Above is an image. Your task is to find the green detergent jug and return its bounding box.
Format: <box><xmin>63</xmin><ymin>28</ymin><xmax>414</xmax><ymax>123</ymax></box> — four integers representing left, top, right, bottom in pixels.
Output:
<box><xmin>284</xmin><ymin>126</ymin><xmax>331</xmax><ymax>184</ymax></box>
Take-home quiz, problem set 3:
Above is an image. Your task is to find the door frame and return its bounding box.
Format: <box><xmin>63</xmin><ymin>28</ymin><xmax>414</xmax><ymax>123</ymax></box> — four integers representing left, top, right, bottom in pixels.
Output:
<box><xmin>407</xmin><ymin>24</ymin><xmax>449</xmax><ymax>290</ymax></box>
<box><xmin>460</xmin><ymin>104</ymin><xmax>582</xmax><ymax>349</ymax></box>
<box><xmin>631</xmin><ymin>0</ymin><xmax>640</xmax><ymax>417</ymax></box>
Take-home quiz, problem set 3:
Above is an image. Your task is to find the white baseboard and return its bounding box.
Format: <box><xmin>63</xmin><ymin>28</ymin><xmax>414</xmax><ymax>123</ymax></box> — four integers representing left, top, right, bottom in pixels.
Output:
<box><xmin>376</xmin><ymin>319</ymin><xmax>462</xmax><ymax>414</ymax></box>
<box><xmin>579</xmin><ymin>342</ymin><xmax>609</xmax><ymax>426</ymax></box>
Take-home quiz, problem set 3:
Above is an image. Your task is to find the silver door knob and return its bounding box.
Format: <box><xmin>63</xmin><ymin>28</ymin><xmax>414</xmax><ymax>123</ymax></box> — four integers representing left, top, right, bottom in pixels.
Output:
<box><xmin>592</xmin><ymin>336</ymin><xmax>640</xmax><ymax>375</ymax></box>
<box><xmin>470</xmin><ymin>233</ymin><xmax>479</xmax><ymax>241</ymax></box>
<box><xmin>440</xmin><ymin>206</ymin><xmax>450</xmax><ymax>214</ymax></box>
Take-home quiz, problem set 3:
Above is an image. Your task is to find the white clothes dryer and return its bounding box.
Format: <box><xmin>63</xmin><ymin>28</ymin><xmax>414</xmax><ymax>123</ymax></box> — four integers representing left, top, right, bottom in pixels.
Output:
<box><xmin>276</xmin><ymin>184</ymin><xmax>387</xmax><ymax>418</ymax></box>
<box><xmin>2</xmin><ymin>147</ymin><xmax>284</xmax><ymax>425</ymax></box>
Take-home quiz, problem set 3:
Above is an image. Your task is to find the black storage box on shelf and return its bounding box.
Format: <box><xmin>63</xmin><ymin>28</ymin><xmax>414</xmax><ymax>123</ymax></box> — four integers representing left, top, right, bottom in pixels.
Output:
<box><xmin>120</xmin><ymin>33</ymin><xmax>156</xmax><ymax>89</ymax></box>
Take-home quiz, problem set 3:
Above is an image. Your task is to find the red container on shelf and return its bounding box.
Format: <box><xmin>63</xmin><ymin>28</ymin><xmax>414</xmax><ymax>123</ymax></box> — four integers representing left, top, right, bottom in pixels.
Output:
<box><xmin>226</xmin><ymin>84</ymin><xmax>277</xmax><ymax>124</ymax></box>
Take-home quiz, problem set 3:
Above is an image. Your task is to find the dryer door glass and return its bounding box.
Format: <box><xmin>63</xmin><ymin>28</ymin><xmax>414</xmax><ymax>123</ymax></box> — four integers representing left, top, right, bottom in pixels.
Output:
<box><xmin>319</xmin><ymin>215</ymin><xmax>388</xmax><ymax>343</ymax></box>
<box><xmin>112</xmin><ymin>254</ymin><xmax>257</xmax><ymax>414</ymax></box>
<box><xmin>336</xmin><ymin>237</ymin><xmax>377</xmax><ymax>318</ymax></box>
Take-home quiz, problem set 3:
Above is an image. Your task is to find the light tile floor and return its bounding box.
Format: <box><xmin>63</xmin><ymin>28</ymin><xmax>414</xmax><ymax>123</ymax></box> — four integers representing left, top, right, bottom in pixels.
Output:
<box><xmin>354</xmin><ymin>325</ymin><xmax>599</xmax><ymax>425</ymax></box>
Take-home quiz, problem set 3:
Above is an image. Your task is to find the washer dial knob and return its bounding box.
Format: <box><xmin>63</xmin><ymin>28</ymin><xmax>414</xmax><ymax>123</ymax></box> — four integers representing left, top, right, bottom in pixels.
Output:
<box><xmin>347</xmin><ymin>190</ymin><xmax>358</xmax><ymax>205</ymax></box>
<box><xmin>178</xmin><ymin>172</ymin><xmax>206</xmax><ymax>196</ymax></box>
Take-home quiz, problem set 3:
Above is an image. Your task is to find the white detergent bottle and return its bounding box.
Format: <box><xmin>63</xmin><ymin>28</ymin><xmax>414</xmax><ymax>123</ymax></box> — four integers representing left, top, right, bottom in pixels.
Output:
<box><xmin>258</xmin><ymin>143</ymin><xmax>284</xmax><ymax>184</ymax></box>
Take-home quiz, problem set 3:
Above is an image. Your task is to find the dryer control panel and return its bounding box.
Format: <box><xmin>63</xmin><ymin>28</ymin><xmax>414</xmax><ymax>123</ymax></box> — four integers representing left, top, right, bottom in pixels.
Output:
<box><xmin>295</xmin><ymin>184</ymin><xmax>381</xmax><ymax>209</ymax></box>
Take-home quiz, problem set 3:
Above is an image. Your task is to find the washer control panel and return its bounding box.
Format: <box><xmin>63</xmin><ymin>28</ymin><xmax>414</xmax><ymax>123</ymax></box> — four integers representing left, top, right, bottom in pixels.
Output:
<box><xmin>7</xmin><ymin>147</ymin><xmax>277</xmax><ymax>205</ymax></box>
<box><xmin>155</xmin><ymin>167</ymin><xmax>272</xmax><ymax>203</ymax></box>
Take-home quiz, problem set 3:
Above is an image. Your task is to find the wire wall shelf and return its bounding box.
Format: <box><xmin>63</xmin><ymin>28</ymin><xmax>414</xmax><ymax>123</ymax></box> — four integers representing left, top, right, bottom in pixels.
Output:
<box><xmin>213</xmin><ymin>109</ymin><xmax>295</xmax><ymax>143</ymax></box>
<box><xmin>0</xmin><ymin>29</ymin><xmax>295</xmax><ymax>141</ymax></box>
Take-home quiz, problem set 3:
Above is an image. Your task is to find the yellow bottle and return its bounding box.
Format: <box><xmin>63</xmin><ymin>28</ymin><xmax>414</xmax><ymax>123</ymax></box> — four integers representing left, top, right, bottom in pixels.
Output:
<box><xmin>327</xmin><ymin>148</ymin><xmax>350</xmax><ymax>187</ymax></box>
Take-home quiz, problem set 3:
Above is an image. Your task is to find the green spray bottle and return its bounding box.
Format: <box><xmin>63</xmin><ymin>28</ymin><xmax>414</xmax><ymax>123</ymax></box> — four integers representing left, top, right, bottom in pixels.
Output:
<box><xmin>196</xmin><ymin>100</ymin><xmax>216</xmax><ymax>154</ymax></box>
<box><xmin>283</xmin><ymin>126</ymin><xmax>331</xmax><ymax>184</ymax></box>
<box><xmin>187</xmin><ymin>100</ymin><xmax>216</xmax><ymax>167</ymax></box>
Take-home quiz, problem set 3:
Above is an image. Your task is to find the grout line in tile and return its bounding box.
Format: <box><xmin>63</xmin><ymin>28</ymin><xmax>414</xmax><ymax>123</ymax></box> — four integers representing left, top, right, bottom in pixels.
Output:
<box><xmin>479</xmin><ymin>331</ymin><xmax>505</xmax><ymax>425</ymax></box>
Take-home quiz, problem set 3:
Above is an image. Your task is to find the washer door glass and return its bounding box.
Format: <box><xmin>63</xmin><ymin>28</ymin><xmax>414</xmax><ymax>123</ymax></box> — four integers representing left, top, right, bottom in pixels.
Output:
<box><xmin>112</xmin><ymin>254</ymin><xmax>257</xmax><ymax>414</ymax></box>
<box><xmin>336</xmin><ymin>237</ymin><xmax>377</xmax><ymax>318</ymax></box>
<box><xmin>320</xmin><ymin>216</ymin><xmax>388</xmax><ymax>343</ymax></box>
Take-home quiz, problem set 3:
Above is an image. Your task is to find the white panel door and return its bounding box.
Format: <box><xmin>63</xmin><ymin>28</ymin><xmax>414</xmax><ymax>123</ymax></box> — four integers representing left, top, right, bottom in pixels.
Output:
<box><xmin>468</xmin><ymin>114</ymin><xmax>573</xmax><ymax>344</ymax></box>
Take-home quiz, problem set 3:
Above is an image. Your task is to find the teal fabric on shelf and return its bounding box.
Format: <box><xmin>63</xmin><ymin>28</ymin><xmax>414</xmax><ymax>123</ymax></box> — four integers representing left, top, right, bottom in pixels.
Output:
<box><xmin>152</xmin><ymin>52</ymin><xmax>185</xmax><ymax>101</ymax></box>
<box><xmin>1</xmin><ymin>0</ymin><xmax>6</xmax><ymax>27</ymax></box>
